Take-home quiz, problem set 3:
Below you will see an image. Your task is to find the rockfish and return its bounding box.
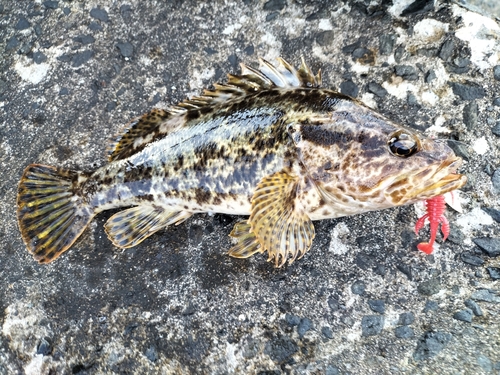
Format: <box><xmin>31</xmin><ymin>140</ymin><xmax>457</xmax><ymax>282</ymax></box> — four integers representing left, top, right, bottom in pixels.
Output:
<box><xmin>17</xmin><ymin>58</ymin><xmax>466</xmax><ymax>267</ymax></box>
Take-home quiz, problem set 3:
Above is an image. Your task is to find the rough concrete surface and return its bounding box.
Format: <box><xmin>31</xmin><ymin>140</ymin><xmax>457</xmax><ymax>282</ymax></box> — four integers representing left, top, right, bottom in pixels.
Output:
<box><xmin>1</xmin><ymin>0</ymin><xmax>500</xmax><ymax>374</ymax></box>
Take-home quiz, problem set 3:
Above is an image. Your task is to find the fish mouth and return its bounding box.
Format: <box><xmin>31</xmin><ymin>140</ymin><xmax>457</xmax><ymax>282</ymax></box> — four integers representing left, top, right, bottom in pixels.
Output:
<box><xmin>412</xmin><ymin>157</ymin><xmax>467</xmax><ymax>200</ymax></box>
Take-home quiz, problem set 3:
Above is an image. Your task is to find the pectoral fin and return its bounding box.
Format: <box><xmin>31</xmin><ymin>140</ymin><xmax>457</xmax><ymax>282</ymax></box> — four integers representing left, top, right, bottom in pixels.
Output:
<box><xmin>104</xmin><ymin>205</ymin><xmax>192</xmax><ymax>248</ymax></box>
<box><xmin>229</xmin><ymin>171</ymin><xmax>315</xmax><ymax>267</ymax></box>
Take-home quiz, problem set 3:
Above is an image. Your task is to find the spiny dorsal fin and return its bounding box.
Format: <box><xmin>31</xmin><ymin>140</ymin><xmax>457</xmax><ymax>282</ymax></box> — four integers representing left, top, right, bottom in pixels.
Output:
<box><xmin>108</xmin><ymin>58</ymin><xmax>321</xmax><ymax>161</ymax></box>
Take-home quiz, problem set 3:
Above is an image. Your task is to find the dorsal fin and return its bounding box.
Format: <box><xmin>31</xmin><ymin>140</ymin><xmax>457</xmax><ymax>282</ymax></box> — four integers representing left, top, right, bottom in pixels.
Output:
<box><xmin>108</xmin><ymin>57</ymin><xmax>321</xmax><ymax>161</ymax></box>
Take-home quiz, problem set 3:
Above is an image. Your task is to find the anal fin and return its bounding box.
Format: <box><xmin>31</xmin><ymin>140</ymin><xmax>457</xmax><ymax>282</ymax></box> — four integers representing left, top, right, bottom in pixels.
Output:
<box><xmin>228</xmin><ymin>221</ymin><xmax>263</xmax><ymax>258</ymax></box>
<box><xmin>104</xmin><ymin>205</ymin><xmax>192</xmax><ymax>248</ymax></box>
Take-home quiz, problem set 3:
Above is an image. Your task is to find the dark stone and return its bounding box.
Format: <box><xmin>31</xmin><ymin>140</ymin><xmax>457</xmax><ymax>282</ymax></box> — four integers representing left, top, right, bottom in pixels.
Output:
<box><xmin>37</xmin><ymin>337</ymin><xmax>52</xmax><ymax>355</ymax></box>
<box><xmin>328</xmin><ymin>298</ymin><xmax>340</xmax><ymax>311</ymax></box>
<box><xmin>368</xmin><ymin>299</ymin><xmax>385</xmax><ymax>314</ymax></box>
<box><xmin>367</xmin><ymin>82</ymin><xmax>387</xmax><ymax>98</ymax></box>
<box><xmin>285</xmin><ymin>314</ymin><xmax>300</xmax><ymax>326</ymax></box>
<box><xmin>120</xmin><ymin>4</ymin><xmax>133</xmax><ymax>21</ymax></box>
<box><xmin>352</xmin><ymin>47</ymin><xmax>370</xmax><ymax>59</ymax></box>
<box><xmin>396</xmin><ymin>264</ymin><xmax>412</xmax><ymax>280</ymax></box>
<box><xmin>394</xmin><ymin>45</ymin><xmax>405</xmax><ymax>63</ymax></box>
<box><xmin>204</xmin><ymin>47</ymin><xmax>218</xmax><ymax>55</ymax></box>
<box><xmin>494</xmin><ymin>65</ymin><xmax>500</xmax><ymax>81</ymax></box>
<box><xmin>395</xmin><ymin>65</ymin><xmax>418</xmax><ymax>80</ymax></box>
<box><xmin>340</xmin><ymin>80</ymin><xmax>359</xmax><ymax>98</ymax></box>
<box><xmin>72</xmin><ymin>50</ymin><xmax>94</xmax><ymax>67</ymax></box>
<box><xmin>34</xmin><ymin>24</ymin><xmax>42</xmax><ymax>36</ymax></box>
<box><xmin>351</xmin><ymin>280</ymin><xmax>366</xmax><ymax>295</ymax></box>
<box><xmin>90</xmin><ymin>7</ymin><xmax>109</xmax><ymax>22</ymax></box>
<box><xmin>19</xmin><ymin>42</ymin><xmax>34</xmax><ymax>55</ymax></box>
<box><xmin>361</xmin><ymin>315</ymin><xmax>384</xmax><ymax>337</ymax></box>
<box><xmin>265</xmin><ymin>12</ymin><xmax>279</xmax><ymax>21</ymax></box>
<box><xmin>439</xmin><ymin>39</ymin><xmax>455</xmax><ymax>61</ymax></box>
<box><xmin>379</xmin><ymin>34</ymin><xmax>395</xmax><ymax>55</ymax></box>
<box><xmin>43</xmin><ymin>1</ymin><xmax>59</xmax><ymax>9</ymax></box>
<box><xmin>228</xmin><ymin>54</ymin><xmax>238</xmax><ymax>70</ymax></box>
<box><xmin>16</xmin><ymin>17</ymin><xmax>31</xmax><ymax>30</ymax></box>
<box><xmin>243</xmin><ymin>45</ymin><xmax>254</xmax><ymax>55</ymax></box>
<box><xmin>62</xmin><ymin>7</ymin><xmax>70</xmax><ymax>16</ymax></box>
<box><xmin>395</xmin><ymin>326</ymin><xmax>414</xmax><ymax>339</ymax></box>
<box><xmin>473</xmin><ymin>237</ymin><xmax>500</xmax><ymax>257</ymax></box>
<box><xmin>145</xmin><ymin>345</ymin><xmax>158</xmax><ymax>362</ymax></box>
<box><xmin>463</xmin><ymin>101</ymin><xmax>478</xmax><ymax>129</ymax></box>
<box><xmin>494</xmin><ymin>97</ymin><xmax>500</xmax><ymax>106</ymax></box>
<box><xmin>33</xmin><ymin>51</ymin><xmax>47</xmax><ymax>64</ymax></box>
<box><xmin>418</xmin><ymin>279</ymin><xmax>441</xmax><ymax>296</ymax></box>
<box><xmin>446</xmin><ymin>139</ymin><xmax>470</xmax><ymax>161</ymax></box>
<box><xmin>6</xmin><ymin>36</ymin><xmax>20</xmax><ymax>51</ymax></box>
<box><xmin>342</xmin><ymin>40</ymin><xmax>361</xmax><ymax>54</ymax></box>
<box><xmin>326</xmin><ymin>365</ymin><xmax>340</xmax><ymax>375</ymax></box>
<box><xmin>487</xmin><ymin>267</ymin><xmax>500</xmax><ymax>280</ymax></box>
<box><xmin>116</xmin><ymin>42</ymin><xmax>134</xmax><ymax>58</ymax></box>
<box><xmin>413</xmin><ymin>331</ymin><xmax>452</xmax><ymax>361</ymax></box>
<box><xmin>297</xmin><ymin>318</ymin><xmax>313</xmax><ymax>338</ymax></box>
<box><xmin>182</xmin><ymin>303</ymin><xmax>196</xmax><ymax>316</ymax></box>
<box><xmin>449</xmin><ymin>82</ymin><xmax>486</xmax><ymax>100</ymax></box>
<box><xmin>453</xmin><ymin>309</ymin><xmax>473</xmax><ymax>323</ymax></box>
<box><xmin>73</xmin><ymin>35</ymin><xmax>95</xmax><ymax>45</ymax></box>
<box><xmin>492</xmin><ymin>123</ymin><xmax>500</xmax><ymax>137</ymax></box>
<box><xmin>321</xmin><ymin>326</ymin><xmax>333</xmax><ymax>339</ymax></box>
<box><xmin>477</xmin><ymin>355</ymin><xmax>494</xmax><ymax>372</ymax></box>
<box><xmin>306</xmin><ymin>8</ymin><xmax>330</xmax><ymax>21</ymax></box>
<box><xmin>374</xmin><ymin>264</ymin><xmax>386</xmax><ymax>276</ymax></box>
<box><xmin>59</xmin><ymin>87</ymin><xmax>69</xmax><ymax>96</ymax></box>
<box><xmin>401</xmin><ymin>0</ymin><xmax>434</xmax><ymax>16</ymax></box>
<box><xmin>425</xmin><ymin>70</ymin><xmax>437</xmax><ymax>83</ymax></box>
<box><xmin>263</xmin><ymin>0</ymin><xmax>286</xmax><ymax>11</ymax></box>
<box><xmin>460</xmin><ymin>252</ymin><xmax>485</xmax><ymax>266</ymax></box>
<box><xmin>89</xmin><ymin>22</ymin><xmax>102</xmax><ymax>31</ymax></box>
<box><xmin>264</xmin><ymin>334</ymin><xmax>298</xmax><ymax>363</ymax></box>
<box><xmin>447</xmin><ymin>225</ymin><xmax>465</xmax><ymax>244</ymax></box>
<box><xmin>464</xmin><ymin>299</ymin><xmax>483</xmax><ymax>316</ymax></box>
<box><xmin>424</xmin><ymin>301</ymin><xmax>438</xmax><ymax>312</ymax></box>
<box><xmin>398</xmin><ymin>312</ymin><xmax>415</xmax><ymax>326</ymax></box>
<box><xmin>492</xmin><ymin>171</ymin><xmax>500</xmax><ymax>195</ymax></box>
<box><xmin>407</xmin><ymin>92</ymin><xmax>420</xmax><ymax>107</ymax></box>
<box><xmin>471</xmin><ymin>289</ymin><xmax>494</xmax><ymax>302</ymax></box>
<box><xmin>316</xmin><ymin>30</ymin><xmax>335</xmax><ymax>47</ymax></box>
<box><xmin>0</xmin><ymin>79</ymin><xmax>7</xmax><ymax>95</ymax></box>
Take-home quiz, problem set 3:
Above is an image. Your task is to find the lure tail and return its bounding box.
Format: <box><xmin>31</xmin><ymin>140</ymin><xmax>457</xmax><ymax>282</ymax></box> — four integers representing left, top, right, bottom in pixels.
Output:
<box><xmin>17</xmin><ymin>164</ymin><xmax>94</xmax><ymax>263</ymax></box>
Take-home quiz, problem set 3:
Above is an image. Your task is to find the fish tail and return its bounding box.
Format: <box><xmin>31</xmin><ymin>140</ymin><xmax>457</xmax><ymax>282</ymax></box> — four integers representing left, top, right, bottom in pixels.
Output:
<box><xmin>17</xmin><ymin>164</ymin><xmax>94</xmax><ymax>263</ymax></box>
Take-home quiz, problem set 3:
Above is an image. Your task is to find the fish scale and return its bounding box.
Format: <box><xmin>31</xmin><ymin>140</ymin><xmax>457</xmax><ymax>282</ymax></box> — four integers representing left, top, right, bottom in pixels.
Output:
<box><xmin>17</xmin><ymin>57</ymin><xmax>466</xmax><ymax>266</ymax></box>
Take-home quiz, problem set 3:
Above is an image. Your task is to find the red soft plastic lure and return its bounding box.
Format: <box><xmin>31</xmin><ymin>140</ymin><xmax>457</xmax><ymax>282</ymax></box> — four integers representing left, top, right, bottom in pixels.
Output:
<box><xmin>414</xmin><ymin>195</ymin><xmax>450</xmax><ymax>254</ymax></box>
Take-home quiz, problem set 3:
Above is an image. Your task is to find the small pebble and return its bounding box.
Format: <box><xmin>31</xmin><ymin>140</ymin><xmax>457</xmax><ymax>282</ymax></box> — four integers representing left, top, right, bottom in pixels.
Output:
<box><xmin>462</xmin><ymin>101</ymin><xmax>478</xmax><ymax>129</ymax></box>
<box><xmin>351</xmin><ymin>280</ymin><xmax>366</xmax><ymax>295</ymax></box>
<box><xmin>453</xmin><ymin>309</ymin><xmax>473</xmax><ymax>323</ymax></box>
<box><xmin>473</xmin><ymin>237</ymin><xmax>500</xmax><ymax>257</ymax></box>
<box><xmin>361</xmin><ymin>315</ymin><xmax>384</xmax><ymax>337</ymax></box>
<box><xmin>492</xmin><ymin>123</ymin><xmax>500</xmax><ymax>137</ymax></box>
<box><xmin>460</xmin><ymin>252</ymin><xmax>485</xmax><ymax>266</ymax></box>
<box><xmin>493</xmin><ymin>97</ymin><xmax>500</xmax><ymax>106</ymax></box>
<box><xmin>285</xmin><ymin>314</ymin><xmax>300</xmax><ymax>326</ymax></box>
<box><xmin>464</xmin><ymin>299</ymin><xmax>483</xmax><ymax>316</ymax></box>
<box><xmin>43</xmin><ymin>1</ymin><xmax>59</xmax><ymax>9</ymax></box>
<box><xmin>413</xmin><ymin>331</ymin><xmax>452</xmax><ymax>361</ymax></box>
<box><xmin>145</xmin><ymin>346</ymin><xmax>158</xmax><ymax>362</ymax></box>
<box><xmin>425</xmin><ymin>70</ymin><xmax>437</xmax><ymax>83</ymax></box>
<box><xmin>263</xmin><ymin>0</ymin><xmax>286</xmax><ymax>11</ymax></box>
<box><xmin>379</xmin><ymin>34</ymin><xmax>395</xmax><ymax>55</ymax></box>
<box><xmin>398</xmin><ymin>312</ymin><xmax>415</xmax><ymax>326</ymax></box>
<box><xmin>90</xmin><ymin>7</ymin><xmax>109</xmax><ymax>22</ymax></box>
<box><xmin>477</xmin><ymin>354</ymin><xmax>493</xmax><ymax>372</ymax></box>
<box><xmin>471</xmin><ymin>289</ymin><xmax>493</xmax><ymax>302</ymax></box>
<box><xmin>367</xmin><ymin>82</ymin><xmax>388</xmax><ymax>98</ymax></box>
<box><xmin>395</xmin><ymin>65</ymin><xmax>418</xmax><ymax>80</ymax></box>
<box><xmin>316</xmin><ymin>30</ymin><xmax>335</xmax><ymax>47</ymax></box>
<box><xmin>494</xmin><ymin>65</ymin><xmax>500</xmax><ymax>81</ymax></box>
<box><xmin>449</xmin><ymin>82</ymin><xmax>486</xmax><ymax>100</ymax></box>
<box><xmin>487</xmin><ymin>267</ymin><xmax>500</xmax><ymax>280</ymax></box>
<box><xmin>492</xmin><ymin>171</ymin><xmax>500</xmax><ymax>196</ymax></box>
<box><xmin>71</xmin><ymin>50</ymin><xmax>94</xmax><ymax>67</ymax></box>
<box><xmin>321</xmin><ymin>326</ymin><xmax>333</xmax><ymax>339</ymax></box>
<box><xmin>297</xmin><ymin>318</ymin><xmax>313</xmax><ymax>338</ymax></box>
<box><xmin>482</xmin><ymin>207</ymin><xmax>500</xmax><ymax>223</ymax></box>
<box><xmin>395</xmin><ymin>326</ymin><xmax>414</xmax><ymax>339</ymax></box>
<box><xmin>340</xmin><ymin>80</ymin><xmax>359</xmax><ymax>98</ymax></box>
<box><xmin>368</xmin><ymin>299</ymin><xmax>385</xmax><ymax>314</ymax></box>
<box><xmin>37</xmin><ymin>338</ymin><xmax>52</xmax><ymax>356</ymax></box>
<box><xmin>116</xmin><ymin>42</ymin><xmax>134</xmax><ymax>58</ymax></box>
<box><xmin>16</xmin><ymin>17</ymin><xmax>31</xmax><ymax>30</ymax></box>
<box><xmin>424</xmin><ymin>300</ymin><xmax>438</xmax><ymax>312</ymax></box>
<box><xmin>439</xmin><ymin>39</ymin><xmax>455</xmax><ymax>61</ymax></box>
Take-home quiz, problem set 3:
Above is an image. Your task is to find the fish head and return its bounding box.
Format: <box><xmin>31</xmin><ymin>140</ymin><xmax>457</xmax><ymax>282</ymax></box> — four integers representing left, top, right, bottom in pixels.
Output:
<box><xmin>291</xmin><ymin>95</ymin><xmax>467</xmax><ymax>217</ymax></box>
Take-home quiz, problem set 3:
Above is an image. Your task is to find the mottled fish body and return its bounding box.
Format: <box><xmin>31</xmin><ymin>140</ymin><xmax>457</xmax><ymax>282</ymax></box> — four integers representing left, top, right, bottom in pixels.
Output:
<box><xmin>17</xmin><ymin>58</ymin><xmax>466</xmax><ymax>266</ymax></box>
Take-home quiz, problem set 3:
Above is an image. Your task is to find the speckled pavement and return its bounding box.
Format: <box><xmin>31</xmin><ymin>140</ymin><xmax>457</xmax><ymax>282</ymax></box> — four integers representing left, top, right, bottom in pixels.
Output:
<box><xmin>1</xmin><ymin>1</ymin><xmax>499</xmax><ymax>374</ymax></box>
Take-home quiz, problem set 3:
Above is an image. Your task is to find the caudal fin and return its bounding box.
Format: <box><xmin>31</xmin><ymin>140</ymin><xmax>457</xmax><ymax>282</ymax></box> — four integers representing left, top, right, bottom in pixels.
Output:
<box><xmin>17</xmin><ymin>164</ymin><xmax>94</xmax><ymax>263</ymax></box>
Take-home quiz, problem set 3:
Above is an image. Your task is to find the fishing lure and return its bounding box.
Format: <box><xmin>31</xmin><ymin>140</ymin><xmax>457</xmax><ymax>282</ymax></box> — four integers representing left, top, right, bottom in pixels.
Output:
<box><xmin>414</xmin><ymin>195</ymin><xmax>449</xmax><ymax>254</ymax></box>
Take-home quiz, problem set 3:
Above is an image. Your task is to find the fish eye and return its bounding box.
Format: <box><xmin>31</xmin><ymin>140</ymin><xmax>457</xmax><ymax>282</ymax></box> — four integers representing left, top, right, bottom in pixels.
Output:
<box><xmin>388</xmin><ymin>131</ymin><xmax>419</xmax><ymax>157</ymax></box>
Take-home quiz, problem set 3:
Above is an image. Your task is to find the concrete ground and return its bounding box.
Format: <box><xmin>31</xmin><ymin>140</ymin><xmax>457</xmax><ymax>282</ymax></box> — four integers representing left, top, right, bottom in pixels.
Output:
<box><xmin>1</xmin><ymin>0</ymin><xmax>499</xmax><ymax>374</ymax></box>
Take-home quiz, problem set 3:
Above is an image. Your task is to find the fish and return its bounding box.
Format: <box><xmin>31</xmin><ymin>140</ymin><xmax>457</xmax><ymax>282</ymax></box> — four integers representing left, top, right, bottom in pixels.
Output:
<box><xmin>17</xmin><ymin>57</ymin><xmax>467</xmax><ymax>267</ymax></box>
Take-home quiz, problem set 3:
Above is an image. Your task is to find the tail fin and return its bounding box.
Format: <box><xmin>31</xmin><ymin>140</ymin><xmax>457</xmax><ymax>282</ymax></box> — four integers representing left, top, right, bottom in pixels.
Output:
<box><xmin>17</xmin><ymin>164</ymin><xmax>94</xmax><ymax>263</ymax></box>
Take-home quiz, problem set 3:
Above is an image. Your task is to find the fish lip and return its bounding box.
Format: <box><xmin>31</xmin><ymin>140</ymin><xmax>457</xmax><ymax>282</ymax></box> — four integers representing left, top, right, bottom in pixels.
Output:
<box><xmin>417</xmin><ymin>156</ymin><xmax>467</xmax><ymax>198</ymax></box>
